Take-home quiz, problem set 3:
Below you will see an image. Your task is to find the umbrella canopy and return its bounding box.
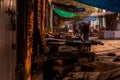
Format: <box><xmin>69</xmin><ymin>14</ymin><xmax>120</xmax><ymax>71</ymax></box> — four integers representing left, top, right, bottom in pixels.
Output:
<box><xmin>91</xmin><ymin>12</ymin><xmax>114</xmax><ymax>16</ymax></box>
<box><xmin>53</xmin><ymin>7</ymin><xmax>78</xmax><ymax>18</ymax></box>
<box><xmin>52</xmin><ymin>2</ymin><xmax>85</xmax><ymax>12</ymax></box>
<box><xmin>75</xmin><ymin>0</ymin><xmax>120</xmax><ymax>12</ymax></box>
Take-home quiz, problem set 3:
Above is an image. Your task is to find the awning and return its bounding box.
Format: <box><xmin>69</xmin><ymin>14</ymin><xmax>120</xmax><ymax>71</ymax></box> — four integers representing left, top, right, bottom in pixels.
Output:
<box><xmin>52</xmin><ymin>2</ymin><xmax>85</xmax><ymax>12</ymax></box>
<box><xmin>53</xmin><ymin>7</ymin><xmax>78</xmax><ymax>18</ymax></box>
<box><xmin>75</xmin><ymin>0</ymin><xmax>120</xmax><ymax>12</ymax></box>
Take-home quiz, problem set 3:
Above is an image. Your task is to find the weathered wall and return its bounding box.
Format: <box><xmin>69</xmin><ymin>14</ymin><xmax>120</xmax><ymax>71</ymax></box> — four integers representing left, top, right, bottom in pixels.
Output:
<box><xmin>0</xmin><ymin>0</ymin><xmax>16</xmax><ymax>80</ymax></box>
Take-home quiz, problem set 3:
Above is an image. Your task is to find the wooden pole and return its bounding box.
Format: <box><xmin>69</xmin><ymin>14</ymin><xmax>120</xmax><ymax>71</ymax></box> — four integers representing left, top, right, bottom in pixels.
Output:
<box><xmin>45</xmin><ymin>1</ymin><xmax>49</xmax><ymax>32</ymax></box>
<box><xmin>25</xmin><ymin>0</ymin><xmax>34</xmax><ymax>80</ymax></box>
<box><xmin>50</xmin><ymin>5</ymin><xmax>53</xmax><ymax>32</ymax></box>
<box><xmin>42</xmin><ymin>0</ymin><xmax>46</xmax><ymax>32</ymax></box>
<box><xmin>41</xmin><ymin>0</ymin><xmax>48</xmax><ymax>52</ymax></box>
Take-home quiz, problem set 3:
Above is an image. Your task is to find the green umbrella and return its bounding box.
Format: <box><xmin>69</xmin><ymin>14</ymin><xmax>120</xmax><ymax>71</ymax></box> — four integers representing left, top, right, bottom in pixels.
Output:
<box><xmin>53</xmin><ymin>7</ymin><xmax>78</xmax><ymax>18</ymax></box>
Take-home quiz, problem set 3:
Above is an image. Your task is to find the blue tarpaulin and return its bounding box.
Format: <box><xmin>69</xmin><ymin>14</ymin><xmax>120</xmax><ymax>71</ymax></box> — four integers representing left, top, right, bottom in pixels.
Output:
<box><xmin>76</xmin><ymin>16</ymin><xmax>98</xmax><ymax>24</ymax></box>
<box><xmin>75</xmin><ymin>0</ymin><xmax>120</xmax><ymax>12</ymax></box>
<box><xmin>83</xmin><ymin>16</ymin><xmax>98</xmax><ymax>21</ymax></box>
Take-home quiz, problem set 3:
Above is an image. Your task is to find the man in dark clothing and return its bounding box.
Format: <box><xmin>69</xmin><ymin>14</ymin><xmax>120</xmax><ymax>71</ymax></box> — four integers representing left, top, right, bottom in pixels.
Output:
<box><xmin>82</xmin><ymin>21</ymin><xmax>90</xmax><ymax>41</ymax></box>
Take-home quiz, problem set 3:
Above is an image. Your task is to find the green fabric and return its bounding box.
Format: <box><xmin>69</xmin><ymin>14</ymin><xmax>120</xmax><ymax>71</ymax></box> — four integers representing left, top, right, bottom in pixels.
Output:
<box><xmin>99</xmin><ymin>18</ymin><xmax>103</xmax><ymax>27</ymax></box>
<box><xmin>53</xmin><ymin>8</ymin><xmax>78</xmax><ymax>18</ymax></box>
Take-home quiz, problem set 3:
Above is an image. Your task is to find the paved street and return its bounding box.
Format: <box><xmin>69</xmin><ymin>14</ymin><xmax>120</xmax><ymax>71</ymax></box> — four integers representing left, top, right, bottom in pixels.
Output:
<box><xmin>91</xmin><ymin>39</ymin><xmax>120</xmax><ymax>55</ymax></box>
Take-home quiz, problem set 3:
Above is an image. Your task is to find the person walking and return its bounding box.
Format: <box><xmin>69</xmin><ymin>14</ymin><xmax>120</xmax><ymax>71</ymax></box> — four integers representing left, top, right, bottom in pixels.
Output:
<box><xmin>82</xmin><ymin>21</ymin><xmax>90</xmax><ymax>41</ymax></box>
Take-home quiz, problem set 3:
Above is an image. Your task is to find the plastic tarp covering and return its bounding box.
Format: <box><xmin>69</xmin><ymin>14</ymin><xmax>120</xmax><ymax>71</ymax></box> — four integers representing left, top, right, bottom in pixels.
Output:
<box><xmin>83</xmin><ymin>16</ymin><xmax>98</xmax><ymax>21</ymax></box>
<box><xmin>53</xmin><ymin>8</ymin><xmax>78</xmax><ymax>18</ymax></box>
<box><xmin>76</xmin><ymin>16</ymin><xmax>98</xmax><ymax>24</ymax></box>
<box><xmin>75</xmin><ymin>0</ymin><xmax>120</xmax><ymax>12</ymax></box>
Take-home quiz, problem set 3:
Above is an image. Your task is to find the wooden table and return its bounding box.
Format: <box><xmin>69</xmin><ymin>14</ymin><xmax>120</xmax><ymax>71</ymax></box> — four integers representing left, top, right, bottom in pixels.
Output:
<box><xmin>47</xmin><ymin>42</ymin><xmax>66</xmax><ymax>53</ymax></box>
<box><xmin>46</xmin><ymin>37</ymin><xmax>92</xmax><ymax>52</ymax></box>
<box><xmin>66</xmin><ymin>41</ymin><xmax>92</xmax><ymax>51</ymax></box>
